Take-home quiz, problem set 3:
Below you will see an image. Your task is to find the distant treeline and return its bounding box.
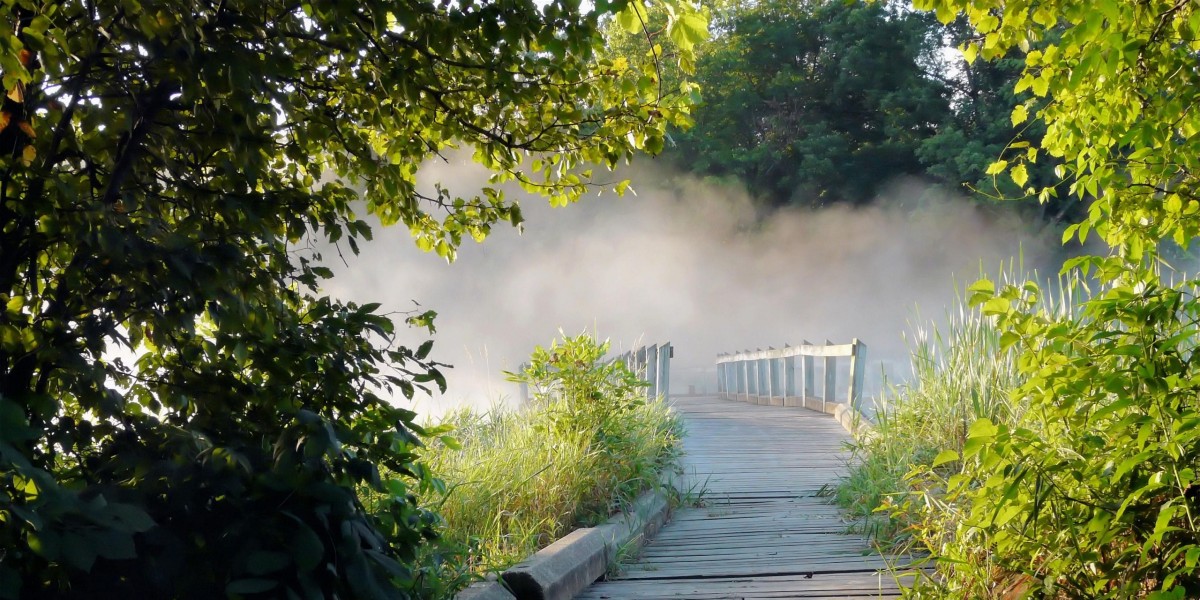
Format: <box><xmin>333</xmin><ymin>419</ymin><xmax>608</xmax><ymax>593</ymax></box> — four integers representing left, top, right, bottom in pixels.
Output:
<box><xmin>609</xmin><ymin>0</ymin><xmax>1079</xmax><ymax>224</ymax></box>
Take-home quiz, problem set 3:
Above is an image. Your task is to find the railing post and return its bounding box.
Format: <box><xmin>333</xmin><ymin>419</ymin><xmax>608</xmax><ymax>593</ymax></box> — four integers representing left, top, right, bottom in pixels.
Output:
<box><xmin>635</xmin><ymin>347</ymin><xmax>647</xmax><ymax>399</ymax></box>
<box><xmin>716</xmin><ymin>356</ymin><xmax>725</xmax><ymax>396</ymax></box>
<box><xmin>848</xmin><ymin>339</ymin><xmax>866</xmax><ymax>410</ymax></box>
<box><xmin>784</xmin><ymin>343</ymin><xmax>796</xmax><ymax>405</ymax></box>
<box><xmin>777</xmin><ymin>355</ymin><xmax>787</xmax><ymax>403</ymax></box>
<box><xmin>646</xmin><ymin>344</ymin><xmax>659</xmax><ymax>399</ymax></box>
<box><xmin>823</xmin><ymin>339</ymin><xmax>836</xmax><ymax>413</ymax></box>
<box><xmin>724</xmin><ymin>360</ymin><xmax>732</xmax><ymax>400</ymax></box>
<box><xmin>765</xmin><ymin>347</ymin><xmax>776</xmax><ymax>404</ymax></box>
<box><xmin>726</xmin><ymin>359</ymin><xmax>733</xmax><ymax>400</ymax></box>
<box><xmin>660</xmin><ymin>342</ymin><xmax>672</xmax><ymax>399</ymax></box>
<box><xmin>757</xmin><ymin>356</ymin><xmax>766</xmax><ymax>404</ymax></box>
<box><xmin>801</xmin><ymin>339</ymin><xmax>814</xmax><ymax>405</ymax></box>
<box><xmin>756</xmin><ymin>349</ymin><xmax>766</xmax><ymax>404</ymax></box>
<box><xmin>748</xmin><ymin>352</ymin><xmax>758</xmax><ymax>399</ymax></box>
<box><xmin>740</xmin><ymin>358</ymin><xmax>749</xmax><ymax>402</ymax></box>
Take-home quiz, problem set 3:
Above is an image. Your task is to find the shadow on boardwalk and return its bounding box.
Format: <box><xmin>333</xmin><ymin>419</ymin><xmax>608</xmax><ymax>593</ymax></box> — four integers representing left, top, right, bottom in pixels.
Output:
<box><xmin>577</xmin><ymin>396</ymin><xmax>904</xmax><ymax>599</ymax></box>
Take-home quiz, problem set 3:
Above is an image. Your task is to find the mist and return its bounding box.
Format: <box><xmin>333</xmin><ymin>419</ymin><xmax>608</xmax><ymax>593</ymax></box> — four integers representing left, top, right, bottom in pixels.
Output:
<box><xmin>320</xmin><ymin>155</ymin><xmax>1063</xmax><ymax>417</ymax></box>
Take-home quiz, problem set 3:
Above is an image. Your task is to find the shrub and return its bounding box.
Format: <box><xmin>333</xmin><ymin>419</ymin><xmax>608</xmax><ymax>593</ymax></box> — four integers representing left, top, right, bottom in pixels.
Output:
<box><xmin>836</xmin><ymin>273</ymin><xmax>1029</xmax><ymax>547</ymax></box>
<box><xmin>416</xmin><ymin>334</ymin><xmax>681</xmax><ymax>577</ymax></box>
<box><xmin>896</xmin><ymin>265</ymin><xmax>1200</xmax><ymax>598</ymax></box>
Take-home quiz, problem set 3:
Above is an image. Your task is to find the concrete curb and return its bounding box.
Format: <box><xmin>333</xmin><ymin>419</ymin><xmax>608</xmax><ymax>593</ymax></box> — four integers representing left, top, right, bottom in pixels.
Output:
<box><xmin>455</xmin><ymin>490</ymin><xmax>671</xmax><ymax>600</ymax></box>
<box><xmin>830</xmin><ymin>401</ymin><xmax>875</xmax><ymax>440</ymax></box>
<box><xmin>456</xmin><ymin>580</ymin><xmax>518</xmax><ymax>600</ymax></box>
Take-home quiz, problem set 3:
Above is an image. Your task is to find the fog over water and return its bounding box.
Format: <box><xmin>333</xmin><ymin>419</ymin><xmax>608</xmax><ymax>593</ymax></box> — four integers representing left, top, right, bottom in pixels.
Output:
<box><xmin>321</xmin><ymin>155</ymin><xmax>1064</xmax><ymax>417</ymax></box>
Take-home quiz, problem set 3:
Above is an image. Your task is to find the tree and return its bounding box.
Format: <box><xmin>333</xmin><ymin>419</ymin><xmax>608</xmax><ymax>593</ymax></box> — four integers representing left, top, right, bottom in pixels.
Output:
<box><xmin>666</xmin><ymin>0</ymin><xmax>950</xmax><ymax>207</ymax></box>
<box><xmin>0</xmin><ymin>1</ymin><xmax>704</xmax><ymax>598</ymax></box>
<box><xmin>913</xmin><ymin>16</ymin><xmax>1097</xmax><ymax>226</ymax></box>
<box><xmin>899</xmin><ymin>0</ymin><xmax>1200</xmax><ymax>596</ymax></box>
<box><xmin>916</xmin><ymin>18</ymin><xmax>1080</xmax><ymax>223</ymax></box>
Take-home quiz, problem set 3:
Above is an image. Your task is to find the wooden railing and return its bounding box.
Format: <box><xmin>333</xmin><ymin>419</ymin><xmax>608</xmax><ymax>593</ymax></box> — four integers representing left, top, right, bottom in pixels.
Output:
<box><xmin>609</xmin><ymin>342</ymin><xmax>673</xmax><ymax>400</ymax></box>
<box><xmin>716</xmin><ymin>339</ymin><xmax>867</xmax><ymax>412</ymax></box>
<box><xmin>517</xmin><ymin>341</ymin><xmax>674</xmax><ymax>403</ymax></box>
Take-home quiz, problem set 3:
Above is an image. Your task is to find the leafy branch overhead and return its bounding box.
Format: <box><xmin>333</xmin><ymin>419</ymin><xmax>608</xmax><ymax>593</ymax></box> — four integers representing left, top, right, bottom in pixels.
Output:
<box><xmin>0</xmin><ymin>0</ymin><xmax>706</xmax><ymax>598</ymax></box>
<box><xmin>918</xmin><ymin>0</ymin><xmax>1200</xmax><ymax>251</ymax></box>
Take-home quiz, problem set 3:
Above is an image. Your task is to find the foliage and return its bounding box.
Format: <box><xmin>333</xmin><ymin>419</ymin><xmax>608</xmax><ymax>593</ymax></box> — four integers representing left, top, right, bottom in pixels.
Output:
<box><xmin>513</xmin><ymin>333</ymin><xmax>651</xmax><ymax>436</ymax></box>
<box><xmin>420</xmin><ymin>334</ymin><xmax>681</xmax><ymax>574</ymax></box>
<box><xmin>915</xmin><ymin>19</ymin><xmax>1076</xmax><ymax>223</ymax></box>
<box><xmin>665</xmin><ymin>0</ymin><xmax>951</xmax><ymax>206</ymax></box>
<box><xmin>916</xmin><ymin>0</ymin><xmax>1200</xmax><ymax>252</ymax></box>
<box><xmin>897</xmin><ymin>271</ymin><xmax>1200</xmax><ymax>598</ymax></box>
<box><xmin>0</xmin><ymin>1</ymin><xmax>705</xmax><ymax>597</ymax></box>
<box><xmin>880</xmin><ymin>0</ymin><xmax>1200</xmax><ymax>596</ymax></box>
<box><xmin>835</xmin><ymin>266</ymin><xmax>1062</xmax><ymax>548</ymax></box>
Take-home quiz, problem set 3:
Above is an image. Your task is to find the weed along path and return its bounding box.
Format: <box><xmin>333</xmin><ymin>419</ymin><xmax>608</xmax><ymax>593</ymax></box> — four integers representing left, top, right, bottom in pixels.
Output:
<box><xmin>576</xmin><ymin>396</ymin><xmax>903</xmax><ymax>599</ymax></box>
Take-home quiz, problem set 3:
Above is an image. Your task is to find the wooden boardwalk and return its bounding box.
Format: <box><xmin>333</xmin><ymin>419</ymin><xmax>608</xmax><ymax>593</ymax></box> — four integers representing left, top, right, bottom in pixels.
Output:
<box><xmin>577</xmin><ymin>396</ymin><xmax>902</xmax><ymax>599</ymax></box>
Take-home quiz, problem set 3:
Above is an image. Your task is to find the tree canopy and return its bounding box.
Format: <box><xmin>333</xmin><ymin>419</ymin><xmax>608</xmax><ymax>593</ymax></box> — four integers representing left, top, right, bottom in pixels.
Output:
<box><xmin>0</xmin><ymin>0</ymin><xmax>704</xmax><ymax>597</ymax></box>
<box><xmin>915</xmin><ymin>18</ymin><xmax>1076</xmax><ymax>222</ymax></box>
<box><xmin>668</xmin><ymin>0</ymin><xmax>950</xmax><ymax>206</ymax></box>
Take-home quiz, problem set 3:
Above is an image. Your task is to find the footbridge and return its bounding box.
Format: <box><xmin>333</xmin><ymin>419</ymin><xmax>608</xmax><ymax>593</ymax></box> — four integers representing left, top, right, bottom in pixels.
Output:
<box><xmin>579</xmin><ymin>339</ymin><xmax>903</xmax><ymax>599</ymax></box>
<box><xmin>464</xmin><ymin>339</ymin><xmax>906</xmax><ymax>600</ymax></box>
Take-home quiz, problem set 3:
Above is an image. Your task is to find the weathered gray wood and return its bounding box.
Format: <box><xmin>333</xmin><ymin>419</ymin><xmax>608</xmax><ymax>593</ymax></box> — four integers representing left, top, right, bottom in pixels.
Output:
<box><xmin>577</xmin><ymin>396</ymin><xmax>905</xmax><ymax>600</ymax></box>
<box><xmin>849</xmin><ymin>338</ymin><xmax>867</xmax><ymax>409</ymax></box>
<box><xmin>823</xmin><ymin>339</ymin><xmax>836</xmax><ymax>410</ymax></box>
<box><xmin>714</xmin><ymin>344</ymin><xmax>858</xmax><ymax>362</ymax></box>
<box><xmin>802</xmin><ymin>339</ymin><xmax>815</xmax><ymax>399</ymax></box>
<box><xmin>645</xmin><ymin>344</ymin><xmax>658</xmax><ymax>399</ymax></box>
<box><xmin>659</xmin><ymin>342</ymin><xmax>672</xmax><ymax>399</ymax></box>
<box><xmin>716</xmin><ymin>339</ymin><xmax>868</xmax><ymax>410</ymax></box>
<box><xmin>784</xmin><ymin>351</ymin><xmax>796</xmax><ymax>399</ymax></box>
<box><xmin>758</xmin><ymin>356</ymin><xmax>769</xmax><ymax>402</ymax></box>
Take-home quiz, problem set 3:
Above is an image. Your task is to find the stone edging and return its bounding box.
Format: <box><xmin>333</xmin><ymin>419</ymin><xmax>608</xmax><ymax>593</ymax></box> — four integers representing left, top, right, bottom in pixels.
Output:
<box><xmin>455</xmin><ymin>490</ymin><xmax>671</xmax><ymax>600</ymax></box>
<box><xmin>830</xmin><ymin>401</ymin><xmax>875</xmax><ymax>440</ymax></box>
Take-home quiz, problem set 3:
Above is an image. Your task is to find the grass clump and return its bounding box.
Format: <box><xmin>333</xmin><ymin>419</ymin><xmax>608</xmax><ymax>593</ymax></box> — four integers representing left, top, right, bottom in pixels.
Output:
<box><xmin>421</xmin><ymin>333</ymin><xmax>682</xmax><ymax>577</ymax></box>
<box><xmin>835</xmin><ymin>276</ymin><xmax>1029</xmax><ymax>547</ymax></box>
<box><xmin>836</xmin><ymin>266</ymin><xmax>1200</xmax><ymax>598</ymax></box>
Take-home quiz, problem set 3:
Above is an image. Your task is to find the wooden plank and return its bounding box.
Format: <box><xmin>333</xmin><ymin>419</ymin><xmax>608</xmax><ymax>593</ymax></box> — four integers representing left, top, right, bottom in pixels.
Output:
<box><xmin>579</xmin><ymin>395</ymin><xmax>905</xmax><ymax>599</ymax></box>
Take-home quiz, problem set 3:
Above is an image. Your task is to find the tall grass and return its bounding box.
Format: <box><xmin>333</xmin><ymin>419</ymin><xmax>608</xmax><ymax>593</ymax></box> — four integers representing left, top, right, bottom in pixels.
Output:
<box><xmin>415</xmin><ymin>334</ymin><xmax>682</xmax><ymax>584</ymax></box>
<box><xmin>423</xmin><ymin>398</ymin><xmax>680</xmax><ymax>573</ymax></box>
<box><xmin>835</xmin><ymin>266</ymin><xmax>1082</xmax><ymax>546</ymax></box>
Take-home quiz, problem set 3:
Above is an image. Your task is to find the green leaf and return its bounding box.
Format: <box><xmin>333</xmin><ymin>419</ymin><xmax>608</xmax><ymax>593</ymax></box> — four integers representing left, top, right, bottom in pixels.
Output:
<box><xmin>244</xmin><ymin>551</ymin><xmax>291</xmax><ymax>575</ymax></box>
<box><xmin>1032</xmin><ymin>76</ymin><xmax>1049</xmax><ymax>97</ymax></box>
<box><xmin>967</xmin><ymin>418</ymin><xmax>998</xmax><ymax>440</ymax></box>
<box><xmin>1010</xmin><ymin>163</ymin><xmax>1029</xmax><ymax>187</ymax></box>
<box><xmin>90</xmin><ymin>529</ymin><xmax>136</xmax><ymax>561</ymax></box>
<box><xmin>616</xmin><ymin>2</ymin><xmax>646</xmax><ymax>33</ymax></box>
<box><xmin>1011</xmin><ymin>104</ymin><xmax>1028</xmax><ymax>126</ymax></box>
<box><xmin>61</xmin><ymin>533</ymin><xmax>98</xmax><ymax>572</ymax></box>
<box><xmin>961</xmin><ymin>43</ymin><xmax>978</xmax><ymax>64</ymax></box>
<box><xmin>226</xmin><ymin>578</ymin><xmax>278</xmax><ymax>595</ymax></box>
<box><xmin>932</xmin><ymin>450</ymin><xmax>960</xmax><ymax>467</ymax></box>
<box><xmin>668</xmin><ymin>11</ymin><xmax>709</xmax><ymax>54</ymax></box>
<box><xmin>982</xmin><ymin>296</ymin><xmax>1011</xmax><ymax>315</ymax></box>
<box><xmin>291</xmin><ymin>524</ymin><xmax>325</xmax><ymax>572</ymax></box>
